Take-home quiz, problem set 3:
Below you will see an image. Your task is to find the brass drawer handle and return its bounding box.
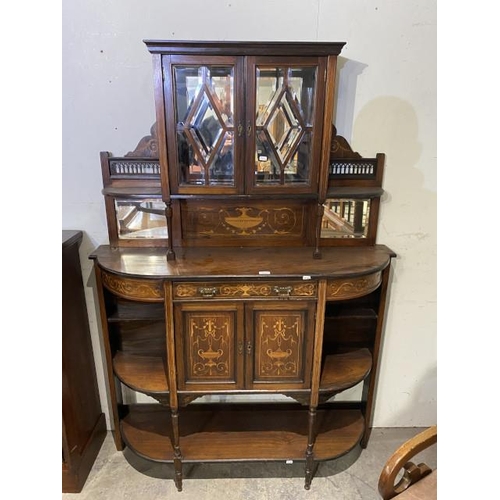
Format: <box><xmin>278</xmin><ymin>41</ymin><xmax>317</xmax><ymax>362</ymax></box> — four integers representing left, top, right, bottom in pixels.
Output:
<box><xmin>198</xmin><ymin>287</ymin><xmax>217</xmax><ymax>298</ymax></box>
<box><xmin>273</xmin><ymin>286</ymin><xmax>292</xmax><ymax>297</ymax></box>
<box><xmin>246</xmin><ymin>340</ymin><xmax>252</xmax><ymax>356</ymax></box>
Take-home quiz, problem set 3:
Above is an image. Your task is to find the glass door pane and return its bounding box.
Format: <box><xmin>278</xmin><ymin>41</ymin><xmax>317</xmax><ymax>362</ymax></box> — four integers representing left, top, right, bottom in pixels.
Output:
<box><xmin>173</xmin><ymin>65</ymin><xmax>235</xmax><ymax>187</ymax></box>
<box><xmin>254</xmin><ymin>65</ymin><xmax>317</xmax><ymax>187</ymax></box>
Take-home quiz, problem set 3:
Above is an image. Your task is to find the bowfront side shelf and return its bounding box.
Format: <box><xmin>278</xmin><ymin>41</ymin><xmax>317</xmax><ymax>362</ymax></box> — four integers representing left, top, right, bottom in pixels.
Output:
<box><xmin>120</xmin><ymin>403</ymin><xmax>364</xmax><ymax>464</ymax></box>
<box><xmin>90</xmin><ymin>39</ymin><xmax>395</xmax><ymax>492</ymax></box>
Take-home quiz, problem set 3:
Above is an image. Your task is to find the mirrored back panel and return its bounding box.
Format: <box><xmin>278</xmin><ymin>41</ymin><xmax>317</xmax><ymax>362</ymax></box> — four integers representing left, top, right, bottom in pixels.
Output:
<box><xmin>321</xmin><ymin>199</ymin><xmax>371</xmax><ymax>239</ymax></box>
<box><xmin>114</xmin><ymin>198</ymin><xmax>167</xmax><ymax>240</ymax></box>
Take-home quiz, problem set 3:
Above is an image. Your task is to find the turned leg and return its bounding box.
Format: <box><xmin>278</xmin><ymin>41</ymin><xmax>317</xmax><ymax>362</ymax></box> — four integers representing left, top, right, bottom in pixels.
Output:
<box><xmin>164</xmin><ymin>202</ymin><xmax>176</xmax><ymax>261</ymax></box>
<box><xmin>171</xmin><ymin>409</ymin><xmax>183</xmax><ymax>491</ymax></box>
<box><xmin>304</xmin><ymin>407</ymin><xmax>318</xmax><ymax>490</ymax></box>
<box><xmin>313</xmin><ymin>203</ymin><xmax>324</xmax><ymax>259</ymax></box>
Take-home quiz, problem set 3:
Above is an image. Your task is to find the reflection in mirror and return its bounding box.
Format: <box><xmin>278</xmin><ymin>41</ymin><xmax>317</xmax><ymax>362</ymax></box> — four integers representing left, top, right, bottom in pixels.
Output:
<box><xmin>321</xmin><ymin>199</ymin><xmax>370</xmax><ymax>238</ymax></box>
<box><xmin>114</xmin><ymin>198</ymin><xmax>167</xmax><ymax>239</ymax></box>
<box><xmin>254</xmin><ymin>66</ymin><xmax>317</xmax><ymax>186</ymax></box>
<box><xmin>174</xmin><ymin>65</ymin><xmax>235</xmax><ymax>186</ymax></box>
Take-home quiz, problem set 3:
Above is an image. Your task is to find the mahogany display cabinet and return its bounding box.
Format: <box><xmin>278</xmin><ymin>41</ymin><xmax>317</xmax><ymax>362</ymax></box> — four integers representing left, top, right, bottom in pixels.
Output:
<box><xmin>90</xmin><ymin>40</ymin><xmax>395</xmax><ymax>491</ymax></box>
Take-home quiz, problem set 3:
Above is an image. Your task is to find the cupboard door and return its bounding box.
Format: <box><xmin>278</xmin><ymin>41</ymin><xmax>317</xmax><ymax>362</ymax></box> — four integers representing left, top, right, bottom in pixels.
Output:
<box><xmin>163</xmin><ymin>55</ymin><xmax>244</xmax><ymax>194</ymax></box>
<box><xmin>246</xmin><ymin>56</ymin><xmax>326</xmax><ymax>194</ymax></box>
<box><xmin>175</xmin><ymin>302</ymin><xmax>244</xmax><ymax>390</ymax></box>
<box><xmin>246</xmin><ymin>301</ymin><xmax>315</xmax><ymax>389</ymax></box>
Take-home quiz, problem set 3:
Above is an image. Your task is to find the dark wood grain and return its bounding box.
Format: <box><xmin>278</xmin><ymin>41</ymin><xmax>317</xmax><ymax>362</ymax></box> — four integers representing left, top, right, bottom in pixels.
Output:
<box><xmin>90</xmin><ymin>245</ymin><xmax>395</xmax><ymax>280</ymax></box>
<box><xmin>144</xmin><ymin>40</ymin><xmax>346</xmax><ymax>56</ymax></box>
<box><xmin>113</xmin><ymin>351</ymin><xmax>169</xmax><ymax>394</ymax></box>
<box><xmin>121</xmin><ymin>404</ymin><xmax>363</xmax><ymax>463</ymax></box>
<box><xmin>319</xmin><ymin>349</ymin><xmax>372</xmax><ymax>393</ymax></box>
<box><xmin>62</xmin><ymin>231</ymin><xmax>106</xmax><ymax>492</ymax></box>
<box><xmin>90</xmin><ymin>39</ymin><xmax>396</xmax><ymax>491</ymax></box>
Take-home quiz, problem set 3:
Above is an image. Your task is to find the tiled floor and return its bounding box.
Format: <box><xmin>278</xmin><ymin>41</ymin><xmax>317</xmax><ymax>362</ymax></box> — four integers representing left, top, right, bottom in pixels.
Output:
<box><xmin>63</xmin><ymin>428</ymin><xmax>437</xmax><ymax>500</ymax></box>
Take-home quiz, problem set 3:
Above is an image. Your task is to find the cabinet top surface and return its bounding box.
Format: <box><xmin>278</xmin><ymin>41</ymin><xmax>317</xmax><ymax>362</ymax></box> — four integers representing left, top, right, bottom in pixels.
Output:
<box><xmin>144</xmin><ymin>40</ymin><xmax>346</xmax><ymax>56</ymax></box>
<box><xmin>62</xmin><ymin>230</ymin><xmax>83</xmax><ymax>248</ymax></box>
<box><xmin>90</xmin><ymin>245</ymin><xmax>395</xmax><ymax>280</ymax></box>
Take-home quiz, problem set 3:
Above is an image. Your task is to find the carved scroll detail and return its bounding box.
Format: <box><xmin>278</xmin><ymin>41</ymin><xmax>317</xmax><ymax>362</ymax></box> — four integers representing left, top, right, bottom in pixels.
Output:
<box><xmin>326</xmin><ymin>272</ymin><xmax>381</xmax><ymax>300</ymax></box>
<box><xmin>101</xmin><ymin>271</ymin><xmax>164</xmax><ymax>302</ymax></box>
<box><xmin>330</xmin><ymin>125</ymin><xmax>362</xmax><ymax>159</ymax></box>
<box><xmin>150</xmin><ymin>394</ymin><xmax>170</xmax><ymax>406</ymax></box>
<box><xmin>125</xmin><ymin>122</ymin><xmax>159</xmax><ymax>158</ymax></box>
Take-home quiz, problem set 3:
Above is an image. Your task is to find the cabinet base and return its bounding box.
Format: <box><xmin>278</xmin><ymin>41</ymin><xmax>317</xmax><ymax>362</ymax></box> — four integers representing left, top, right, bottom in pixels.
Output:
<box><xmin>62</xmin><ymin>413</ymin><xmax>107</xmax><ymax>493</ymax></box>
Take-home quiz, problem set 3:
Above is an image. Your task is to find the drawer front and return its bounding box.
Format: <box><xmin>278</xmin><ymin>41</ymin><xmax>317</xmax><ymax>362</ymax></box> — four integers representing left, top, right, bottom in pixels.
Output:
<box><xmin>173</xmin><ymin>281</ymin><xmax>317</xmax><ymax>300</ymax></box>
<box><xmin>326</xmin><ymin>272</ymin><xmax>381</xmax><ymax>301</ymax></box>
<box><xmin>100</xmin><ymin>269</ymin><xmax>164</xmax><ymax>302</ymax></box>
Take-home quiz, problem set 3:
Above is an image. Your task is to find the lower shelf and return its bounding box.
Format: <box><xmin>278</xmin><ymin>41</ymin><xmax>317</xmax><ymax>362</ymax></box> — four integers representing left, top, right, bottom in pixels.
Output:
<box><xmin>121</xmin><ymin>403</ymin><xmax>364</xmax><ymax>463</ymax></box>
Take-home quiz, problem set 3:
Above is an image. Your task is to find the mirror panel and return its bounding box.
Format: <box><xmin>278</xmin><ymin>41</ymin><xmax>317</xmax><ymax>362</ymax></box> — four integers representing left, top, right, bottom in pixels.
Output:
<box><xmin>321</xmin><ymin>199</ymin><xmax>371</xmax><ymax>238</ymax></box>
<box><xmin>254</xmin><ymin>66</ymin><xmax>317</xmax><ymax>186</ymax></box>
<box><xmin>114</xmin><ymin>198</ymin><xmax>168</xmax><ymax>239</ymax></box>
<box><xmin>174</xmin><ymin>65</ymin><xmax>235</xmax><ymax>187</ymax></box>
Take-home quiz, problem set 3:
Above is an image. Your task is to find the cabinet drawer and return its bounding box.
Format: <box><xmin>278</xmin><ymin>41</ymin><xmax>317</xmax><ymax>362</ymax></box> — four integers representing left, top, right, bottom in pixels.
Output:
<box><xmin>100</xmin><ymin>270</ymin><xmax>164</xmax><ymax>302</ymax></box>
<box><xmin>326</xmin><ymin>272</ymin><xmax>381</xmax><ymax>301</ymax></box>
<box><xmin>173</xmin><ymin>281</ymin><xmax>317</xmax><ymax>300</ymax></box>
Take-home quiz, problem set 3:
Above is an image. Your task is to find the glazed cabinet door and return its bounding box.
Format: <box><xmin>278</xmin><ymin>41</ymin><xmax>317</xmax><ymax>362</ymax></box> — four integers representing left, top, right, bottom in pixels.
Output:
<box><xmin>163</xmin><ymin>55</ymin><xmax>244</xmax><ymax>195</ymax></box>
<box><xmin>174</xmin><ymin>302</ymin><xmax>245</xmax><ymax>390</ymax></box>
<box><xmin>246</xmin><ymin>301</ymin><xmax>315</xmax><ymax>389</ymax></box>
<box><xmin>246</xmin><ymin>56</ymin><xmax>326</xmax><ymax>194</ymax></box>
<box><xmin>162</xmin><ymin>54</ymin><xmax>326</xmax><ymax>196</ymax></box>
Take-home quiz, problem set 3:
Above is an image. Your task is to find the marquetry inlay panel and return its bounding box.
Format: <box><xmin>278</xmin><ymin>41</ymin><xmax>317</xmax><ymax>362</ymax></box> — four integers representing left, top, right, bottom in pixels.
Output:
<box><xmin>184</xmin><ymin>312</ymin><xmax>236</xmax><ymax>383</ymax></box>
<box><xmin>173</xmin><ymin>281</ymin><xmax>317</xmax><ymax>300</ymax></box>
<box><xmin>326</xmin><ymin>272</ymin><xmax>381</xmax><ymax>301</ymax></box>
<box><xmin>179</xmin><ymin>199</ymin><xmax>311</xmax><ymax>242</ymax></box>
<box><xmin>101</xmin><ymin>271</ymin><xmax>164</xmax><ymax>302</ymax></box>
<box><xmin>254</xmin><ymin>311</ymin><xmax>305</xmax><ymax>382</ymax></box>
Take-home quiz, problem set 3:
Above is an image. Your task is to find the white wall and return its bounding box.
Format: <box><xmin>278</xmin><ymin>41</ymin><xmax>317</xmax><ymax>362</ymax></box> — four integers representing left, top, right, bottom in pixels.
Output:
<box><xmin>62</xmin><ymin>0</ymin><xmax>436</xmax><ymax>428</ymax></box>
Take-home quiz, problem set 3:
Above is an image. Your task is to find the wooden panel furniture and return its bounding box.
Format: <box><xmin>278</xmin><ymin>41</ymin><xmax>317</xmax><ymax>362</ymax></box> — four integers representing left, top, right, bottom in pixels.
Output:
<box><xmin>62</xmin><ymin>230</ymin><xmax>106</xmax><ymax>492</ymax></box>
<box><xmin>91</xmin><ymin>40</ymin><xmax>395</xmax><ymax>491</ymax></box>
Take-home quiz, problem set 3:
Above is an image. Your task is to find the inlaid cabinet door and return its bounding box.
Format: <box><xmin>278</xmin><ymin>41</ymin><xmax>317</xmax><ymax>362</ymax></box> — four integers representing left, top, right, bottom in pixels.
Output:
<box><xmin>175</xmin><ymin>302</ymin><xmax>244</xmax><ymax>390</ymax></box>
<box><xmin>246</xmin><ymin>301</ymin><xmax>315</xmax><ymax>389</ymax></box>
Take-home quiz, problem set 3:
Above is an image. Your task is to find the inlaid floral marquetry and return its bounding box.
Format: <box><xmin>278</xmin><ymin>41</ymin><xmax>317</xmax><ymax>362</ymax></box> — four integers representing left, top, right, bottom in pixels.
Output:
<box><xmin>255</xmin><ymin>312</ymin><xmax>304</xmax><ymax>381</ymax></box>
<box><xmin>181</xmin><ymin>204</ymin><xmax>306</xmax><ymax>239</ymax></box>
<box><xmin>326</xmin><ymin>272</ymin><xmax>381</xmax><ymax>301</ymax></box>
<box><xmin>174</xmin><ymin>281</ymin><xmax>317</xmax><ymax>300</ymax></box>
<box><xmin>185</xmin><ymin>313</ymin><xmax>235</xmax><ymax>382</ymax></box>
<box><xmin>101</xmin><ymin>271</ymin><xmax>164</xmax><ymax>302</ymax></box>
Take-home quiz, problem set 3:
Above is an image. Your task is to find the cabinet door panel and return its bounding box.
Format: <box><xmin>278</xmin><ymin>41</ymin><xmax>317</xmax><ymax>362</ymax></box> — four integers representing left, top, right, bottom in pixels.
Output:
<box><xmin>175</xmin><ymin>302</ymin><xmax>244</xmax><ymax>390</ymax></box>
<box><xmin>164</xmin><ymin>55</ymin><xmax>244</xmax><ymax>194</ymax></box>
<box><xmin>246</xmin><ymin>301</ymin><xmax>315</xmax><ymax>389</ymax></box>
<box><xmin>246</xmin><ymin>56</ymin><xmax>326</xmax><ymax>194</ymax></box>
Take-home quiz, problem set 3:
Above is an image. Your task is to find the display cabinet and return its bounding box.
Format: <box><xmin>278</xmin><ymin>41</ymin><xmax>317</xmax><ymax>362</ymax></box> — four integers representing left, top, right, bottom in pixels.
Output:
<box><xmin>91</xmin><ymin>40</ymin><xmax>395</xmax><ymax>492</ymax></box>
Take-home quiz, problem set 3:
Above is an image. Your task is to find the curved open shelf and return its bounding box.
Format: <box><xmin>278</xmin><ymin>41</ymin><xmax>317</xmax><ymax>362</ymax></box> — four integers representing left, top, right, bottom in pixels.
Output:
<box><xmin>121</xmin><ymin>405</ymin><xmax>174</xmax><ymax>462</ymax></box>
<box><xmin>319</xmin><ymin>348</ymin><xmax>372</xmax><ymax>394</ymax></box>
<box><xmin>121</xmin><ymin>403</ymin><xmax>364</xmax><ymax>463</ymax></box>
<box><xmin>113</xmin><ymin>351</ymin><xmax>169</xmax><ymax>395</ymax></box>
